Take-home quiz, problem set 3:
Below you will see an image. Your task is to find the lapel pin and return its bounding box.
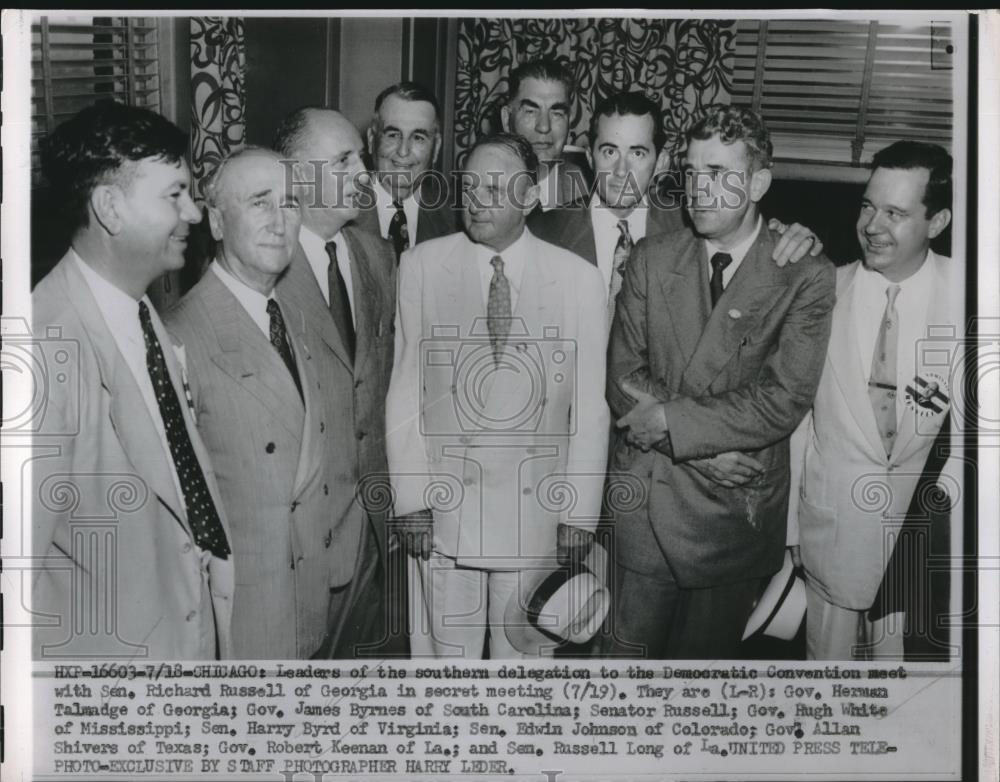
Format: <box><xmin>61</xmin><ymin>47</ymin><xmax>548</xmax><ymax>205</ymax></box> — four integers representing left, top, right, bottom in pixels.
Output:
<box><xmin>728</xmin><ymin>309</ymin><xmax>742</xmax><ymax>319</ymax></box>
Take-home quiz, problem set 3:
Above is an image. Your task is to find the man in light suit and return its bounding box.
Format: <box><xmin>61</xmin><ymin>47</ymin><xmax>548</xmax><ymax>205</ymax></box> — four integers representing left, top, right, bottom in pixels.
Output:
<box><xmin>530</xmin><ymin>91</ymin><xmax>825</xmax><ymax>321</ymax></box>
<box><xmin>501</xmin><ymin>58</ymin><xmax>590</xmax><ymax>211</ymax></box>
<box><xmin>352</xmin><ymin>82</ymin><xmax>457</xmax><ymax>257</ymax></box>
<box><xmin>31</xmin><ymin>102</ymin><xmax>234</xmax><ymax>659</ymax></box>
<box><xmin>791</xmin><ymin>141</ymin><xmax>957</xmax><ymax>660</ymax></box>
<box><xmin>165</xmin><ymin>148</ymin><xmax>334</xmax><ymax>658</ymax></box>
<box><xmin>605</xmin><ymin>105</ymin><xmax>836</xmax><ymax>659</ymax></box>
<box><xmin>273</xmin><ymin>107</ymin><xmax>402</xmax><ymax>657</ymax></box>
<box><xmin>386</xmin><ymin>133</ymin><xmax>610</xmax><ymax>658</ymax></box>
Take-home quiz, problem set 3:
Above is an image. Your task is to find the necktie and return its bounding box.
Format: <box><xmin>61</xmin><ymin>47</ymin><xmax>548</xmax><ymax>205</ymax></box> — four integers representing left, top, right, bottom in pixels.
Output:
<box><xmin>709</xmin><ymin>252</ymin><xmax>733</xmax><ymax>308</ymax></box>
<box><xmin>487</xmin><ymin>255</ymin><xmax>511</xmax><ymax>364</ymax></box>
<box><xmin>388</xmin><ymin>200</ymin><xmax>410</xmax><ymax>262</ymax></box>
<box><xmin>138</xmin><ymin>301</ymin><xmax>230</xmax><ymax>559</ymax></box>
<box><xmin>607</xmin><ymin>219</ymin><xmax>634</xmax><ymax>322</ymax></box>
<box><xmin>869</xmin><ymin>284</ymin><xmax>902</xmax><ymax>456</ymax></box>
<box><xmin>324</xmin><ymin>240</ymin><xmax>356</xmax><ymax>363</ymax></box>
<box><xmin>267</xmin><ymin>299</ymin><xmax>303</xmax><ymax>402</ymax></box>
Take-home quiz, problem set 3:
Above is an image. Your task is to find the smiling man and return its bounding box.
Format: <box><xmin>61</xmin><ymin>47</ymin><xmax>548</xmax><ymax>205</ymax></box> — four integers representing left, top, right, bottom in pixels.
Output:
<box><xmin>604</xmin><ymin>104</ymin><xmax>836</xmax><ymax>659</ymax></box>
<box><xmin>386</xmin><ymin>133</ymin><xmax>609</xmax><ymax>658</ymax></box>
<box><xmin>353</xmin><ymin>82</ymin><xmax>457</xmax><ymax>258</ymax></box>
<box><xmin>32</xmin><ymin>101</ymin><xmax>234</xmax><ymax>659</ymax></box>
<box><xmin>165</xmin><ymin>147</ymin><xmax>337</xmax><ymax>658</ymax></box>
<box><xmin>792</xmin><ymin>141</ymin><xmax>956</xmax><ymax>660</ymax></box>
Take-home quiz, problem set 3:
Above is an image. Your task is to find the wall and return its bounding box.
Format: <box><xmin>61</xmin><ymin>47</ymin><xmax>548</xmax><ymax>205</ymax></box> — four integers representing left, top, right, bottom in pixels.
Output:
<box><xmin>336</xmin><ymin>17</ymin><xmax>404</xmax><ymax>130</ymax></box>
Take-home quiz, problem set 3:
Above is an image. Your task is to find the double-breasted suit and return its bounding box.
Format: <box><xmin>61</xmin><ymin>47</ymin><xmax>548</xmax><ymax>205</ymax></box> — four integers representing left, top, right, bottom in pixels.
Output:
<box><xmin>31</xmin><ymin>253</ymin><xmax>235</xmax><ymax>660</ymax></box>
<box><xmin>164</xmin><ymin>270</ymin><xmax>331</xmax><ymax>658</ymax></box>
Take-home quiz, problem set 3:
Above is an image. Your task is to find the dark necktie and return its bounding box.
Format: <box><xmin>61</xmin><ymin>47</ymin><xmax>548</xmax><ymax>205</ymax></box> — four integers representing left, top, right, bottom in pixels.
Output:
<box><xmin>267</xmin><ymin>299</ymin><xmax>303</xmax><ymax>402</ymax></box>
<box><xmin>138</xmin><ymin>301</ymin><xmax>230</xmax><ymax>559</ymax></box>
<box><xmin>324</xmin><ymin>240</ymin><xmax>356</xmax><ymax>363</ymax></box>
<box><xmin>709</xmin><ymin>251</ymin><xmax>733</xmax><ymax>308</ymax></box>
<box><xmin>869</xmin><ymin>284</ymin><xmax>902</xmax><ymax>456</ymax></box>
<box><xmin>487</xmin><ymin>255</ymin><xmax>511</xmax><ymax>364</ymax></box>
<box><xmin>388</xmin><ymin>200</ymin><xmax>410</xmax><ymax>262</ymax></box>
<box><xmin>607</xmin><ymin>219</ymin><xmax>634</xmax><ymax>322</ymax></box>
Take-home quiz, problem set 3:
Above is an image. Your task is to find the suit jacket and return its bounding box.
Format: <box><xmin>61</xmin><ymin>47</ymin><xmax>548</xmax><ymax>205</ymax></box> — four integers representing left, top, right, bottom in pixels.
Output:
<box><xmin>276</xmin><ymin>226</ymin><xmax>397</xmax><ymax>582</ymax></box>
<box><xmin>607</xmin><ymin>225</ymin><xmax>836</xmax><ymax>589</ymax></box>
<box><xmin>352</xmin><ymin>179</ymin><xmax>458</xmax><ymax>246</ymax></box>
<box><xmin>385</xmin><ymin>229</ymin><xmax>610</xmax><ymax>570</ymax></box>
<box><xmin>528</xmin><ymin>199</ymin><xmax>684</xmax><ymax>267</ymax></box>
<box><xmin>540</xmin><ymin>159</ymin><xmax>592</xmax><ymax>209</ymax></box>
<box><xmin>31</xmin><ymin>253</ymin><xmax>235</xmax><ymax>659</ymax></box>
<box><xmin>794</xmin><ymin>252</ymin><xmax>957</xmax><ymax>610</ymax></box>
<box><xmin>164</xmin><ymin>271</ymin><xmax>331</xmax><ymax>658</ymax></box>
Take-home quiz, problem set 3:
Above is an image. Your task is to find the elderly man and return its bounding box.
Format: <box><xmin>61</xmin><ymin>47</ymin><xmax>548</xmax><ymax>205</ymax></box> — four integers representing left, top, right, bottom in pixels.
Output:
<box><xmin>165</xmin><ymin>147</ymin><xmax>336</xmax><ymax>659</ymax></box>
<box><xmin>31</xmin><ymin>101</ymin><xmax>233</xmax><ymax>659</ymax></box>
<box><xmin>273</xmin><ymin>107</ymin><xmax>401</xmax><ymax>657</ymax></box>
<box><xmin>792</xmin><ymin>141</ymin><xmax>957</xmax><ymax>660</ymax></box>
<box><xmin>386</xmin><ymin>132</ymin><xmax>609</xmax><ymax>658</ymax></box>
<box><xmin>353</xmin><ymin>81</ymin><xmax>457</xmax><ymax>257</ymax></box>
<box><xmin>605</xmin><ymin>105</ymin><xmax>836</xmax><ymax>659</ymax></box>
<box><xmin>500</xmin><ymin>58</ymin><xmax>589</xmax><ymax>210</ymax></box>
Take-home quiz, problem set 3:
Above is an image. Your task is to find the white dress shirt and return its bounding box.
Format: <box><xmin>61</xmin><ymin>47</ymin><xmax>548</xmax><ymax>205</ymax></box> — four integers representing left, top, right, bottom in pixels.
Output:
<box><xmin>210</xmin><ymin>260</ymin><xmax>274</xmax><ymax>339</ymax></box>
<box><xmin>374</xmin><ymin>180</ymin><xmax>420</xmax><ymax>241</ymax></box>
<box><xmin>72</xmin><ymin>250</ymin><xmax>185</xmax><ymax>505</ymax></box>
<box><xmin>298</xmin><ymin>224</ymin><xmax>357</xmax><ymax>327</ymax></box>
<box><xmin>589</xmin><ymin>192</ymin><xmax>650</xmax><ymax>291</ymax></box>
<box><xmin>475</xmin><ymin>228</ymin><xmax>529</xmax><ymax>312</ymax></box>
<box><xmin>703</xmin><ymin>215</ymin><xmax>763</xmax><ymax>290</ymax></box>
<box><xmin>853</xmin><ymin>251</ymin><xmax>936</xmax><ymax>424</ymax></box>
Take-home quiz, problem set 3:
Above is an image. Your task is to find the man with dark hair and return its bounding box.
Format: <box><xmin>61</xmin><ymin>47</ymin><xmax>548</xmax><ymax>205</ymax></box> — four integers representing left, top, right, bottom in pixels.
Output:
<box><xmin>273</xmin><ymin>107</ymin><xmax>401</xmax><ymax>657</ymax></box>
<box><xmin>500</xmin><ymin>57</ymin><xmax>589</xmax><ymax>210</ymax></box>
<box><xmin>531</xmin><ymin>91</ymin><xmax>823</xmax><ymax>324</ymax></box>
<box><xmin>352</xmin><ymin>81</ymin><xmax>457</xmax><ymax>258</ymax></box>
<box><xmin>791</xmin><ymin>140</ymin><xmax>957</xmax><ymax>660</ymax></box>
<box><xmin>604</xmin><ymin>104</ymin><xmax>836</xmax><ymax>659</ymax></box>
<box><xmin>386</xmin><ymin>132</ymin><xmax>609</xmax><ymax>658</ymax></box>
<box><xmin>32</xmin><ymin>101</ymin><xmax>235</xmax><ymax>659</ymax></box>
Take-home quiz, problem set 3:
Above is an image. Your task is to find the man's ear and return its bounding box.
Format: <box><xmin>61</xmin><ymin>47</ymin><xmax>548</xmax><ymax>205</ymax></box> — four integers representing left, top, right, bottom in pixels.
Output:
<box><xmin>928</xmin><ymin>207</ymin><xmax>952</xmax><ymax>239</ymax></box>
<box><xmin>585</xmin><ymin>144</ymin><xmax>594</xmax><ymax>171</ymax></box>
<box><xmin>432</xmin><ymin>131</ymin><xmax>443</xmax><ymax>167</ymax></box>
<box><xmin>521</xmin><ymin>181</ymin><xmax>541</xmax><ymax>214</ymax></box>
<box><xmin>749</xmin><ymin>167</ymin><xmax>773</xmax><ymax>203</ymax></box>
<box><xmin>500</xmin><ymin>104</ymin><xmax>512</xmax><ymax>133</ymax></box>
<box><xmin>89</xmin><ymin>184</ymin><xmax>123</xmax><ymax>235</ymax></box>
<box><xmin>207</xmin><ymin>205</ymin><xmax>225</xmax><ymax>242</ymax></box>
<box><xmin>654</xmin><ymin>148</ymin><xmax>671</xmax><ymax>175</ymax></box>
<box><xmin>366</xmin><ymin>124</ymin><xmax>376</xmax><ymax>157</ymax></box>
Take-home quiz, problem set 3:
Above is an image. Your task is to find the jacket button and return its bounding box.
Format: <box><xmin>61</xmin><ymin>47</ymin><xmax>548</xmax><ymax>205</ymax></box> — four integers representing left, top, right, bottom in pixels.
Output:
<box><xmin>323</xmin><ymin>484</ymin><xmax>329</xmax><ymax>496</ymax></box>
<box><xmin>324</xmin><ymin>531</ymin><xmax>333</xmax><ymax>548</ymax></box>
<box><xmin>320</xmin><ymin>422</ymin><xmax>325</xmax><ymax>433</ymax></box>
<box><xmin>185</xmin><ymin>610</ymin><xmax>197</xmax><ymax>622</ymax></box>
<box><xmin>182</xmin><ymin>542</ymin><xmax>192</xmax><ymax>553</ymax></box>
<box><xmin>355</xmin><ymin>379</ymin><xmax>363</xmax><ymax>389</ymax></box>
<box><xmin>265</xmin><ymin>442</ymin><xmax>276</xmax><ymax>454</ymax></box>
<box><xmin>357</xmin><ymin>431</ymin><xmax>366</xmax><ymax>440</ymax></box>
<box><xmin>290</xmin><ymin>500</ymin><xmax>299</xmax><ymax>512</ymax></box>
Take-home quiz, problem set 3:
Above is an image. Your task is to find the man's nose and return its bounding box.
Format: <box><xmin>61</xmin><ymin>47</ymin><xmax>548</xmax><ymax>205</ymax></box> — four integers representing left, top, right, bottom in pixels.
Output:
<box><xmin>613</xmin><ymin>155</ymin><xmax>627</xmax><ymax>178</ymax></box>
<box><xmin>397</xmin><ymin>136</ymin><xmax>412</xmax><ymax>158</ymax></box>
<box><xmin>535</xmin><ymin>111</ymin><xmax>551</xmax><ymax>134</ymax></box>
<box><xmin>864</xmin><ymin>210</ymin><xmax>886</xmax><ymax>234</ymax></box>
<box><xmin>180</xmin><ymin>192</ymin><xmax>202</xmax><ymax>224</ymax></box>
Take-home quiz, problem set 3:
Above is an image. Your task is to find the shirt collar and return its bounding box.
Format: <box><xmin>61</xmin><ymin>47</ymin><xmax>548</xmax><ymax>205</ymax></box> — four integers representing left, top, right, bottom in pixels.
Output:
<box><xmin>211</xmin><ymin>259</ymin><xmax>273</xmax><ymax>318</ymax></box>
<box><xmin>375</xmin><ymin>179</ymin><xmax>417</xmax><ymax>210</ymax></box>
<box><xmin>858</xmin><ymin>248</ymin><xmax>935</xmax><ymax>294</ymax></box>
<box><xmin>589</xmin><ymin>191</ymin><xmax>649</xmax><ymax>236</ymax></box>
<box><xmin>71</xmin><ymin>248</ymin><xmax>151</xmax><ymax>341</ymax></box>
<box><xmin>474</xmin><ymin>227</ymin><xmax>530</xmax><ymax>287</ymax></box>
<box><xmin>704</xmin><ymin>215</ymin><xmax>763</xmax><ymax>264</ymax></box>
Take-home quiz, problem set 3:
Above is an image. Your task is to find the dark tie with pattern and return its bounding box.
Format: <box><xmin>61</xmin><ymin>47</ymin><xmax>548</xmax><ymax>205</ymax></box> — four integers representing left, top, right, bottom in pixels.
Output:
<box><xmin>388</xmin><ymin>200</ymin><xmax>410</xmax><ymax>262</ymax></box>
<box><xmin>138</xmin><ymin>301</ymin><xmax>230</xmax><ymax>559</ymax></box>
<box><xmin>487</xmin><ymin>255</ymin><xmax>511</xmax><ymax>364</ymax></box>
<box><xmin>324</xmin><ymin>240</ymin><xmax>356</xmax><ymax>363</ymax></box>
<box><xmin>267</xmin><ymin>299</ymin><xmax>303</xmax><ymax>402</ymax></box>
<box><xmin>869</xmin><ymin>283</ymin><xmax>902</xmax><ymax>456</ymax></box>
<box><xmin>607</xmin><ymin>219</ymin><xmax>634</xmax><ymax>321</ymax></box>
<box><xmin>709</xmin><ymin>251</ymin><xmax>733</xmax><ymax>308</ymax></box>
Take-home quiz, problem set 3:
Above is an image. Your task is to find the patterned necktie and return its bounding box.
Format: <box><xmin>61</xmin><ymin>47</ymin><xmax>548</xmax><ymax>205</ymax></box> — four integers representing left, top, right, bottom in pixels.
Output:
<box><xmin>607</xmin><ymin>219</ymin><xmax>634</xmax><ymax>322</ymax></box>
<box><xmin>388</xmin><ymin>200</ymin><xmax>410</xmax><ymax>262</ymax></box>
<box><xmin>138</xmin><ymin>301</ymin><xmax>230</xmax><ymax>559</ymax></box>
<box><xmin>869</xmin><ymin>284</ymin><xmax>902</xmax><ymax>456</ymax></box>
<box><xmin>709</xmin><ymin>252</ymin><xmax>733</xmax><ymax>308</ymax></box>
<box><xmin>487</xmin><ymin>255</ymin><xmax>511</xmax><ymax>364</ymax></box>
<box><xmin>324</xmin><ymin>240</ymin><xmax>356</xmax><ymax>363</ymax></box>
<box><xmin>267</xmin><ymin>299</ymin><xmax>303</xmax><ymax>402</ymax></box>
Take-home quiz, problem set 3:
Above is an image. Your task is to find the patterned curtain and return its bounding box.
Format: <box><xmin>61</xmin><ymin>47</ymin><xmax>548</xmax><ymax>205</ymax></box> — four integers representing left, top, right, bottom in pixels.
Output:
<box><xmin>190</xmin><ymin>17</ymin><xmax>246</xmax><ymax>199</ymax></box>
<box><xmin>454</xmin><ymin>17</ymin><xmax>735</xmax><ymax>168</ymax></box>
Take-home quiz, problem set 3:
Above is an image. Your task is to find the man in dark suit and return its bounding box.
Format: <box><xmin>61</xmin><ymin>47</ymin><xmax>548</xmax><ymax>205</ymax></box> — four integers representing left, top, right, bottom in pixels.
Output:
<box><xmin>31</xmin><ymin>101</ymin><xmax>234</xmax><ymax>659</ymax></box>
<box><xmin>352</xmin><ymin>82</ymin><xmax>457</xmax><ymax>257</ymax></box>
<box><xmin>273</xmin><ymin>107</ymin><xmax>402</xmax><ymax>657</ymax></box>
<box><xmin>605</xmin><ymin>104</ymin><xmax>836</xmax><ymax>659</ymax></box>
<box><xmin>530</xmin><ymin>91</ymin><xmax>825</xmax><ymax>324</ymax></box>
<box><xmin>165</xmin><ymin>148</ymin><xmax>334</xmax><ymax>659</ymax></box>
<box><xmin>500</xmin><ymin>58</ymin><xmax>590</xmax><ymax>210</ymax></box>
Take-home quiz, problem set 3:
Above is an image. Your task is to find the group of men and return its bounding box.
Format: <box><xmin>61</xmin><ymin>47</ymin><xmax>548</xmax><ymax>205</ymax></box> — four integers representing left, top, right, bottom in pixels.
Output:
<box><xmin>31</xmin><ymin>56</ymin><xmax>956</xmax><ymax>663</ymax></box>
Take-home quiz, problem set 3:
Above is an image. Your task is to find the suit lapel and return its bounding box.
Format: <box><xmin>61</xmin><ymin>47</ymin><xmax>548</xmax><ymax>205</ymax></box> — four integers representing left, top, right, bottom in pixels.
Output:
<box><xmin>343</xmin><ymin>227</ymin><xmax>380</xmax><ymax>382</ymax></box>
<box><xmin>655</xmin><ymin>232</ymin><xmax>709</xmax><ymax>390</ymax></box>
<box><xmin>559</xmin><ymin>209</ymin><xmax>598</xmax><ymax>266</ymax></box>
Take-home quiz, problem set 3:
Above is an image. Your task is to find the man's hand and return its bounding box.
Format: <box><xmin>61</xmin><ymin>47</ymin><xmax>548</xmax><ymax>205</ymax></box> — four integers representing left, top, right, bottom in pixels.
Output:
<box><xmin>557</xmin><ymin>523</ymin><xmax>595</xmax><ymax>567</ymax></box>
<box><xmin>616</xmin><ymin>379</ymin><xmax>668</xmax><ymax>452</ymax></box>
<box><xmin>768</xmin><ymin>218</ymin><xmax>824</xmax><ymax>267</ymax></box>
<box><xmin>391</xmin><ymin>509</ymin><xmax>433</xmax><ymax>560</ymax></box>
<box><xmin>687</xmin><ymin>451</ymin><xmax>766</xmax><ymax>488</ymax></box>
